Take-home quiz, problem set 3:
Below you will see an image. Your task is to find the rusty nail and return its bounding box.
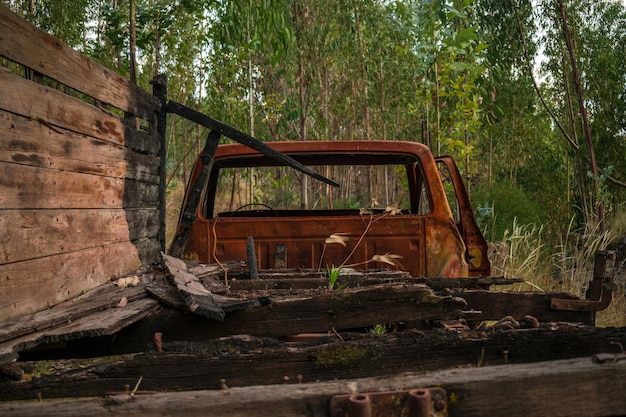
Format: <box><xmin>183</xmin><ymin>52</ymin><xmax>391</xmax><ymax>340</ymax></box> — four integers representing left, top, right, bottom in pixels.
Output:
<box><xmin>220</xmin><ymin>379</ymin><xmax>229</xmax><ymax>390</ymax></box>
<box><xmin>124</xmin><ymin>384</ymin><xmax>130</xmax><ymax>394</ymax></box>
<box><xmin>347</xmin><ymin>394</ymin><xmax>371</xmax><ymax>417</ymax></box>
<box><xmin>408</xmin><ymin>389</ymin><xmax>431</xmax><ymax>417</ymax></box>
<box><xmin>154</xmin><ymin>332</ymin><xmax>163</xmax><ymax>352</ymax></box>
<box><xmin>503</xmin><ymin>350</ymin><xmax>509</xmax><ymax>364</ymax></box>
<box><xmin>37</xmin><ymin>392</ymin><xmax>42</xmax><ymax>402</ymax></box>
<box><xmin>297</xmin><ymin>374</ymin><xmax>303</xmax><ymax>384</ymax></box>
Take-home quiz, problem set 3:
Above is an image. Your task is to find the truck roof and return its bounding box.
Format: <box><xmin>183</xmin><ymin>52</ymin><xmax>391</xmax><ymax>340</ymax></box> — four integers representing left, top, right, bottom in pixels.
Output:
<box><xmin>212</xmin><ymin>140</ymin><xmax>435</xmax><ymax>167</ymax></box>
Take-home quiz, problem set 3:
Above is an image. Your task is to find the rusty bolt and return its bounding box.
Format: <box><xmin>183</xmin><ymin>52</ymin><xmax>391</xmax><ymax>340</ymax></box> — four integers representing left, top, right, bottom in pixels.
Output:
<box><xmin>434</xmin><ymin>399</ymin><xmax>446</xmax><ymax>412</ymax></box>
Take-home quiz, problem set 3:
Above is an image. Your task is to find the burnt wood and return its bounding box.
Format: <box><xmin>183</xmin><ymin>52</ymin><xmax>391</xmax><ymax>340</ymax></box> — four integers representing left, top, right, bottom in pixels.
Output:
<box><xmin>1</xmin><ymin>326</ymin><xmax>625</xmax><ymax>407</ymax></box>
<box><xmin>1</xmin><ymin>356</ymin><xmax>624</xmax><ymax>417</ymax></box>
<box><xmin>0</xmin><ymin>278</ymin><xmax>158</xmax><ymax>362</ymax></box>
<box><xmin>451</xmin><ymin>289</ymin><xmax>593</xmax><ymax>323</ymax></box>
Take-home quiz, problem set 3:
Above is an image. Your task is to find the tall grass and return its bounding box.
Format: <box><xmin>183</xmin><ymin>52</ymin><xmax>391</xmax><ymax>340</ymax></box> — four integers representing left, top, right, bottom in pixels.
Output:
<box><xmin>489</xmin><ymin>217</ymin><xmax>625</xmax><ymax>327</ymax></box>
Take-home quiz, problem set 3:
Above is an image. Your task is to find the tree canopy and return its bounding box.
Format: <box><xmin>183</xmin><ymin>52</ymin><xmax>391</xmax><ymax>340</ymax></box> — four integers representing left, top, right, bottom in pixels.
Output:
<box><xmin>4</xmin><ymin>0</ymin><xmax>625</xmax><ymax>240</ymax></box>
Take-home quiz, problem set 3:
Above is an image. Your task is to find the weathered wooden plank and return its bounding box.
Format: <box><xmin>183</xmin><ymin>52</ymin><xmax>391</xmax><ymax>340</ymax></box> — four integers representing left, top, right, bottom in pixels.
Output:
<box><xmin>0</xmin><ymin>242</ymin><xmax>154</xmax><ymax>322</ymax></box>
<box><xmin>451</xmin><ymin>289</ymin><xmax>593</xmax><ymax>323</ymax></box>
<box><xmin>0</xmin><ymin>69</ymin><xmax>159</xmax><ymax>154</ymax></box>
<box><xmin>0</xmin><ymin>7</ymin><xmax>160</xmax><ymax>120</ymax></box>
<box><xmin>0</xmin><ymin>280</ymin><xmax>153</xmax><ymax>345</ymax></box>
<box><xmin>228</xmin><ymin>272</ymin><xmax>521</xmax><ymax>291</ymax></box>
<box><xmin>0</xmin><ymin>162</ymin><xmax>159</xmax><ymax>209</ymax></box>
<box><xmin>0</xmin><ymin>297</ymin><xmax>159</xmax><ymax>364</ymax></box>
<box><xmin>0</xmin><ymin>112</ymin><xmax>159</xmax><ymax>182</ymax></box>
<box><xmin>156</xmin><ymin>285</ymin><xmax>465</xmax><ymax>339</ymax></box>
<box><xmin>1</xmin><ymin>356</ymin><xmax>624</xmax><ymax>417</ymax></box>
<box><xmin>163</xmin><ymin>254</ymin><xmax>226</xmax><ymax>320</ymax></box>
<box><xmin>1</xmin><ymin>327</ymin><xmax>625</xmax><ymax>412</ymax></box>
<box><xmin>0</xmin><ymin>208</ymin><xmax>159</xmax><ymax>264</ymax></box>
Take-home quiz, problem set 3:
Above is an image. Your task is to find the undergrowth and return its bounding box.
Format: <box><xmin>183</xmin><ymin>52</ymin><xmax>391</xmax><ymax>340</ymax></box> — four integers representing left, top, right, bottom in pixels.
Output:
<box><xmin>489</xmin><ymin>217</ymin><xmax>626</xmax><ymax>327</ymax></box>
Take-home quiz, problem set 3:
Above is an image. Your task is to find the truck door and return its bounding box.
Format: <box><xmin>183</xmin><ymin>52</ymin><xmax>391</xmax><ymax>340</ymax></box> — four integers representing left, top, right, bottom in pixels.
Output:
<box><xmin>435</xmin><ymin>157</ymin><xmax>491</xmax><ymax>276</ymax></box>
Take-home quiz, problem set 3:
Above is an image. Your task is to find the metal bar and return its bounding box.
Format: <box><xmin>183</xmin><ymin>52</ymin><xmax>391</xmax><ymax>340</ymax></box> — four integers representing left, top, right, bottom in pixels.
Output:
<box><xmin>168</xmin><ymin>130</ymin><xmax>220</xmax><ymax>257</ymax></box>
<box><xmin>165</xmin><ymin>100</ymin><xmax>339</xmax><ymax>188</ymax></box>
<box><xmin>551</xmin><ymin>251</ymin><xmax>613</xmax><ymax>312</ymax></box>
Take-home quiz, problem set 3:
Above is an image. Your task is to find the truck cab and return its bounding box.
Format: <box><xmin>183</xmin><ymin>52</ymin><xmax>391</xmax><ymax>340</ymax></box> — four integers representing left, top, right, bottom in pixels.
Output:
<box><xmin>171</xmin><ymin>140</ymin><xmax>490</xmax><ymax>278</ymax></box>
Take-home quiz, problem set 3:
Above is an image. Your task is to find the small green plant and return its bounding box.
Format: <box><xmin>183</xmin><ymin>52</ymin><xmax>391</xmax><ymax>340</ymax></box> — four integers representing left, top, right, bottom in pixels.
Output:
<box><xmin>369</xmin><ymin>324</ymin><xmax>387</xmax><ymax>334</ymax></box>
<box><xmin>327</xmin><ymin>265</ymin><xmax>347</xmax><ymax>290</ymax></box>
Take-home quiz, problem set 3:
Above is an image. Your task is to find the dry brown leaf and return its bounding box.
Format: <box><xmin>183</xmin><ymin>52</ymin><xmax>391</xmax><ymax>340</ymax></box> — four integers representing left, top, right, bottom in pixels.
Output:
<box><xmin>359</xmin><ymin>208</ymin><xmax>373</xmax><ymax>215</ymax></box>
<box><xmin>385</xmin><ymin>205</ymin><xmax>402</xmax><ymax>215</ymax></box>
<box><xmin>372</xmin><ymin>253</ymin><xmax>404</xmax><ymax>267</ymax></box>
<box><xmin>116</xmin><ymin>276</ymin><xmax>141</xmax><ymax>289</ymax></box>
<box><xmin>325</xmin><ymin>233</ymin><xmax>350</xmax><ymax>246</ymax></box>
<box><xmin>116</xmin><ymin>296</ymin><xmax>128</xmax><ymax>307</ymax></box>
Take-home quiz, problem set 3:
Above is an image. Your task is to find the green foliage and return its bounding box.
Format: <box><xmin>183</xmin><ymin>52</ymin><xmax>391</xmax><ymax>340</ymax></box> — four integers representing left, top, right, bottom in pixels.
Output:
<box><xmin>472</xmin><ymin>182</ymin><xmax>545</xmax><ymax>241</ymax></box>
<box><xmin>369</xmin><ymin>324</ymin><xmax>387</xmax><ymax>334</ymax></box>
<box><xmin>327</xmin><ymin>266</ymin><xmax>346</xmax><ymax>291</ymax></box>
<box><xmin>8</xmin><ymin>0</ymin><xmax>626</xmax><ymax>249</ymax></box>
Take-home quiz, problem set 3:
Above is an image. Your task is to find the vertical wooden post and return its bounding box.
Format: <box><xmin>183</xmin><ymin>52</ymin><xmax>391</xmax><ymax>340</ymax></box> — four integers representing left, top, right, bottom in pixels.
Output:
<box><xmin>152</xmin><ymin>74</ymin><xmax>168</xmax><ymax>252</ymax></box>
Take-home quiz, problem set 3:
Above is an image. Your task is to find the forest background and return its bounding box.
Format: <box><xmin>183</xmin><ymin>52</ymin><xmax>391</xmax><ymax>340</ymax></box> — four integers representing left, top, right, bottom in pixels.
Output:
<box><xmin>3</xmin><ymin>0</ymin><xmax>626</xmax><ymax>324</ymax></box>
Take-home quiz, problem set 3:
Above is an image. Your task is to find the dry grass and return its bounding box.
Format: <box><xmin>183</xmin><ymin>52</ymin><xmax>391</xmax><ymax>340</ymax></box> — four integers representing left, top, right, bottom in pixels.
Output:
<box><xmin>489</xmin><ymin>217</ymin><xmax>626</xmax><ymax>327</ymax></box>
<box><xmin>165</xmin><ymin>183</ymin><xmax>186</xmax><ymax>249</ymax></box>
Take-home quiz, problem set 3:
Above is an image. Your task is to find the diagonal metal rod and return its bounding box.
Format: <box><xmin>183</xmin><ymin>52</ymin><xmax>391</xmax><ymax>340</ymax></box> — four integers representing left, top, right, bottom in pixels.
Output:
<box><xmin>166</xmin><ymin>100</ymin><xmax>339</xmax><ymax>188</ymax></box>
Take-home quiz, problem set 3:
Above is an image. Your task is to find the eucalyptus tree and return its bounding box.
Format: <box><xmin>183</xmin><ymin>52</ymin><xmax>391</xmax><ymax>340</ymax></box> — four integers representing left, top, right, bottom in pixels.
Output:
<box><xmin>537</xmin><ymin>0</ymin><xmax>626</xmax><ymax>229</ymax></box>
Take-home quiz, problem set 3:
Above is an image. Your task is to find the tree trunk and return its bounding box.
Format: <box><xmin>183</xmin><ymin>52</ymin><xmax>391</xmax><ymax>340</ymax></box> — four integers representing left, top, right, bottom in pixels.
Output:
<box><xmin>557</xmin><ymin>0</ymin><xmax>604</xmax><ymax>232</ymax></box>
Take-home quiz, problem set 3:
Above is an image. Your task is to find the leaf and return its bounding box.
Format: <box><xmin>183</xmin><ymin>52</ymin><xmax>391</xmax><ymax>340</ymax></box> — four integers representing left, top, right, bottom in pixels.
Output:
<box><xmin>116</xmin><ymin>296</ymin><xmax>128</xmax><ymax>307</ymax></box>
<box><xmin>325</xmin><ymin>233</ymin><xmax>350</xmax><ymax>246</ymax></box>
<box><xmin>372</xmin><ymin>253</ymin><xmax>405</xmax><ymax>269</ymax></box>
<box><xmin>116</xmin><ymin>276</ymin><xmax>141</xmax><ymax>289</ymax></box>
<box><xmin>385</xmin><ymin>205</ymin><xmax>402</xmax><ymax>215</ymax></box>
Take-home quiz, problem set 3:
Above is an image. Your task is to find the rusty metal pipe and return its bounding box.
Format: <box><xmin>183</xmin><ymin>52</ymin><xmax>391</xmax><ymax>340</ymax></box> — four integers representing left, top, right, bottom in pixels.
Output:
<box><xmin>347</xmin><ymin>394</ymin><xmax>372</xmax><ymax>417</ymax></box>
<box><xmin>408</xmin><ymin>389</ymin><xmax>431</xmax><ymax>417</ymax></box>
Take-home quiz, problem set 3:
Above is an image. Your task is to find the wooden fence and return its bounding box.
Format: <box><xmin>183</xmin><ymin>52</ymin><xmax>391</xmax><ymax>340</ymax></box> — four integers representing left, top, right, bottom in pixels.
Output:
<box><xmin>0</xmin><ymin>7</ymin><xmax>166</xmax><ymax>322</ymax></box>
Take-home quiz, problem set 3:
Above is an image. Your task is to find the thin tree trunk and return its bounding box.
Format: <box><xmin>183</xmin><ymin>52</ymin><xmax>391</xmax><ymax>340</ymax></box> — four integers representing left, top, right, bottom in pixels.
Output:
<box><xmin>129</xmin><ymin>0</ymin><xmax>137</xmax><ymax>84</ymax></box>
<box><xmin>557</xmin><ymin>0</ymin><xmax>604</xmax><ymax>232</ymax></box>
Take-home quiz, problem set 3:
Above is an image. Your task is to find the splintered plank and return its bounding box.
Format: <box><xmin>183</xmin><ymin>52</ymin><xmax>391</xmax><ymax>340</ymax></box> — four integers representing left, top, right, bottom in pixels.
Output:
<box><xmin>0</xmin><ymin>297</ymin><xmax>159</xmax><ymax>363</ymax></box>
<box><xmin>2</xmin><ymin>326</ymin><xmax>626</xmax><ymax>405</ymax></box>
<box><xmin>163</xmin><ymin>254</ymin><xmax>226</xmax><ymax>320</ymax></box>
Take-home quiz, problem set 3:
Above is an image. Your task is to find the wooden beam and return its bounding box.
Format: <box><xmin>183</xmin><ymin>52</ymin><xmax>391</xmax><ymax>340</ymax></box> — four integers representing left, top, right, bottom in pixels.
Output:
<box><xmin>0</xmin><ymin>350</ymin><xmax>626</xmax><ymax>417</ymax></box>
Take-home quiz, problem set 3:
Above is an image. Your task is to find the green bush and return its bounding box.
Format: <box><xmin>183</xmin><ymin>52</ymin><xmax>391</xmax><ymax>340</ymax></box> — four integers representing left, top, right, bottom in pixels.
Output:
<box><xmin>472</xmin><ymin>182</ymin><xmax>545</xmax><ymax>241</ymax></box>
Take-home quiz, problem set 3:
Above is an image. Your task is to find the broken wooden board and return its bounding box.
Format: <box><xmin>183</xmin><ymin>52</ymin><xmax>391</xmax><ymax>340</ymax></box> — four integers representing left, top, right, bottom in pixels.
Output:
<box><xmin>146</xmin><ymin>279</ymin><xmax>268</xmax><ymax>313</ymax></box>
<box><xmin>0</xmin><ymin>278</ymin><xmax>152</xmax><ymax>344</ymax></box>
<box><xmin>162</xmin><ymin>254</ymin><xmax>226</xmax><ymax>320</ymax></box>
<box><xmin>0</xmin><ymin>275</ymin><xmax>160</xmax><ymax>363</ymax></box>
<box><xmin>0</xmin><ymin>298</ymin><xmax>159</xmax><ymax>364</ymax></box>
<box><xmin>1</xmin><ymin>325</ymin><xmax>625</xmax><ymax>406</ymax></box>
<box><xmin>161</xmin><ymin>254</ymin><xmax>264</xmax><ymax>320</ymax></box>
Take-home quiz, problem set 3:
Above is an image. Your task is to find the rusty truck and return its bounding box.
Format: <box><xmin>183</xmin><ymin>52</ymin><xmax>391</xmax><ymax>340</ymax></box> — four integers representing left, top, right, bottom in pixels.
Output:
<box><xmin>169</xmin><ymin>140</ymin><xmax>490</xmax><ymax>280</ymax></box>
